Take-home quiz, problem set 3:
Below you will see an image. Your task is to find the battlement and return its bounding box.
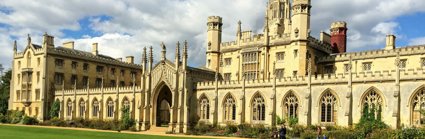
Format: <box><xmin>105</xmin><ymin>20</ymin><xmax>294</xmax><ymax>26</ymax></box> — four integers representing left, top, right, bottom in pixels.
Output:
<box><xmin>293</xmin><ymin>0</ymin><xmax>310</xmax><ymax>5</ymax></box>
<box><xmin>55</xmin><ymin>86</ymin><xmax>142</xmax><ymax>96</ymax></box>
<box><xmin>195</xmin><ymin>68</ymin><xmax>425</xmax><ymax>90</ymax></box>
<box><xmin>308</xmin><ymin>37</ymin><xmax>333</xmax><ymax>53</ymax></box>
<box><xmin>318</xmin><ymin>45</ymin><xmax>425</xmax><ymax>62</ymax></box>
<box><xmin>331</xmin><ymin>21</ymin><xmax>347</xmax><ymax>29</ymax></box>
<box><xmin>207</xmin><ymin>16</ymin><xmax>222</xmax><ymax>23</ymax></box>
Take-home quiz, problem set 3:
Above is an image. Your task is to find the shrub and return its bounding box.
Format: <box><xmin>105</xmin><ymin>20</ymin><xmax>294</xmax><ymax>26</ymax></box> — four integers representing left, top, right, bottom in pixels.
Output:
<box><xmin>238</xmin><ymin>124</ymin><xmax>270</xmax><ymax>138</ymax></box>
<box><xmin>224</xmin><ymin>123</ymin><xmax>238</xmax><ymax>135</ymax></box>
<box><xmin>300</xmin><ymin>130</ymin><xmax>316</xmax><ymax>139</ymax></box>
<box><xmin>120</xmin><ymin>107</ymin><xmax>135</xmax><ymax>130</ymax></box>
<box><xmin>49</xmin><ymin>100</ymin><xmax>60</xmax><ymax>119</ymax></box>
<box><xmin>190</xmin><ymin>121</ymin><xmax>214</xmax><ymax>135</ymax></box>
<box><xmin>22</xmin><ymin>116</ymin><xmax>38</xmax><ymax>125</ymax></box>
<box><xmin>276</xmin><ymin>116</ymin><xmax>285</xmax><ymax>125</ymax></box>
<box><xmin>393</xmin><ymin>127</ymin><xmax>425</xmax><ymax>139</ymax></box>
<box><xmin>288</xmin><ymin>116</ymin><xmax>298</xmax><ymax>127</ymax></box>
<box><xmin>288</xmin><ymin>125</ymin><xmax>305</xmax><ymax>137</ymax></box>
<box><xmin>368</xmin><ymin>128</ymin><xmax>395</xmax><ymax>139</ymax></box>
<box><xmin>355</xmin><ymin>105</ymin><xmax>389</xmax><ymax>138</ymax></box>
<box><xmin>42</xmin><ymin>117</ymin><xmax>67</xmax><ymax>127</ymax></box>
<box><xmin>8</xmin><ymin>110</ymin><xmax>24</xmax><ymax>124</ymax></box>
<box><xmin>326</xmin><ymin>128</ymin><xmax>358</xmax><ymax>139</ymax></box>
<box><xmin>0</xmin><ymin>114</ymin><xmax>7</xmax><ymax>123</ymax></box>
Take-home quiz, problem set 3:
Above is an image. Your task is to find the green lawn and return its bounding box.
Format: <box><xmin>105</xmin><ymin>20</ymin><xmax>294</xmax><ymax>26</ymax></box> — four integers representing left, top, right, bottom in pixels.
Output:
<box><xmin>0</xmin><ymin>125</ymin><xmax>205</xmax><ymax>139</ymax></box>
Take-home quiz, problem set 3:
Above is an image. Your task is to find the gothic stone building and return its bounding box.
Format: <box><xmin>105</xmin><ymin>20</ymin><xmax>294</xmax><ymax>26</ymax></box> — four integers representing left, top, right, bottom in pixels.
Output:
<box><xmin>9</xmin><ymin>0</ymin><xmax>425</xmax><ymax>133</ymax></box>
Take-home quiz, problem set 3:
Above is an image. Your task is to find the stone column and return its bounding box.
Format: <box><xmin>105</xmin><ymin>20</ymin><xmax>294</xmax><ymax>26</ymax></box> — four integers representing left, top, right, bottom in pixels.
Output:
<box><xmin>305</xmin><ymin>59</ymin><xmax>312</xmax><ymax>126</ymax></box>
<box><xmin>392</xmin><ymin>52</ymin><xmax>401</xmax><ymax>128</ymax></box>
<box><xmin>345</xmin><ymin>56</ymin><xmax>353</xmax><ymax>126</ymax></box>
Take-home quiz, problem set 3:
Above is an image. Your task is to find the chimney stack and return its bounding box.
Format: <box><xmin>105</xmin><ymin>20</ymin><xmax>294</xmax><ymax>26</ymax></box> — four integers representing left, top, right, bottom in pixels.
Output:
<box><xmin>385</xmin><ymin>35</ymin><xmax>396</xmax><ymax>50</ymax></box>
<box><xmin>43</xmin><ymin>32</ymin><xmax>55</xmax><ymax>48</ymax></box>
<box><xmin>126</xmin><ymin>56</ymin><xmax>134</xmax><ymax>64</ymax></box>
<box><xmin>92</xmin><ymin>43</ymin><xmax>98</xmax><ymax>55</ymax></box>
<box><xmin>63</xmin><ymin>41</ymin><xmax>74</xmax><ymax>49</ymax></box>
<box><xmin>330</xmin><ymin>21</ymin><xmax>347</xmax><ymax>53</ymax></box>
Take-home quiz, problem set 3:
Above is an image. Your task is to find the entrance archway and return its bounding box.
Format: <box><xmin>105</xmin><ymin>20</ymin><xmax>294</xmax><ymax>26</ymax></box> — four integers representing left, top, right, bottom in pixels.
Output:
<box><xmin>155</xmin><ymin>84</ymin><xmax>172</xmax><ymax>127</ymax></box>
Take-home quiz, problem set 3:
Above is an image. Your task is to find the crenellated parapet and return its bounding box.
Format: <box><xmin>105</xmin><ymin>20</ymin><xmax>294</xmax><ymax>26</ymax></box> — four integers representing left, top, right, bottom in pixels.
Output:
<box><xmin>318</xmin><ymin>45</ymin><xmax>425</xmax><ymax>63</ymax></box>
<box><xmin>308</xmin><ymin>36</ymin><xmax>333</xmax><ymax>54</ymax></box>
<box><xmin>195</xmin><ymin>68</ymin><xmax>425</xmax><ymax>91</ymax></box>
<box><xmin>55</xmin><ymin>86</ymin><xmax>142</xmax><ymax>96</ymax></box>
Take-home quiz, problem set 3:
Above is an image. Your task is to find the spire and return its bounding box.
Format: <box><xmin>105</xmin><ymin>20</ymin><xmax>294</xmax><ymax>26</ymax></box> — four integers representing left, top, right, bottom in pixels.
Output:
<box><xmin>237</xmin><ymin>20</ymin><xmax>242</xmax><ymax>39</ymax></box>
<box><xmin>13</xmin><ymin>40</ymin><xmax>17</xmax><ymax>52</ymax></box>
<box><xmin>27</xmin><ymin>34</ymin><xmax>31</xmax><ymax>46</ymax></box>
<box><xmin>161</xmin><ymin>42</ymin><xmax>166</xmax><ymax>61</ymax></box>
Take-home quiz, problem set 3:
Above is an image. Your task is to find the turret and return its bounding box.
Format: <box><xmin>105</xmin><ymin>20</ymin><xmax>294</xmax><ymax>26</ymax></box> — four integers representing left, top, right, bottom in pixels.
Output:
<box><xmin>330</xmin><ymin>21</ymin><xmax>347</xmax><ymax>53</ymax></box>
<box><xmin>291</xmin><ymin>0</ymin><xmax>311</xmax><ymax>40</ymax></box>
<box><xmin>206</xmin><ymin>16</ymin><xmax>222</xmax><ymax>71</ymax></box>
<box><xmin>266</xmin><ymin>0</ymin><xmax>291</xmax><ymax>36</ymax></box>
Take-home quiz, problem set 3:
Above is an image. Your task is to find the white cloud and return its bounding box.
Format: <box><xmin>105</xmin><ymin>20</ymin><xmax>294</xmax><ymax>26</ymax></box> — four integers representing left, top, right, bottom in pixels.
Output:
<box><xmin>408</xmin><ymin>37</ymin><xmax>425</xmax><ymax>46</ymax></box>
<box><xmin>1</xmin><ymin>0</ymin><xmax>425</xmax><ymax>70</ymax></box>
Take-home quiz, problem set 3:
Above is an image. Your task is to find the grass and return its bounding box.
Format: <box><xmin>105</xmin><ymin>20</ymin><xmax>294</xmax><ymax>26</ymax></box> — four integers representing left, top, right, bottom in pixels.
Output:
<box><xmin>0</xmin><ymin>125</ymin><xmax>205</xmax><ymax>139</ymax></box>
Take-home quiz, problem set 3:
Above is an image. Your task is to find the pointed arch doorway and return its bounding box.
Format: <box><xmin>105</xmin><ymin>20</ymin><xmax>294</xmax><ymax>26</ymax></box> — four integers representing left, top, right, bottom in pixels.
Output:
<box><xmin>155</xmin><ymin>84</ymin><xmax>172</xmax><ymax>127</ymax></box>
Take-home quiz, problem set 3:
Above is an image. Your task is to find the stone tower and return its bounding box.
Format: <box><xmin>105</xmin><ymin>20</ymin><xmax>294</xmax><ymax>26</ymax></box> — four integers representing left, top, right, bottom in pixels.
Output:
<box><xmin>266</xmin><ymin>0</ymin><xmax>291</xmax><ymax>36</ymax></box>
<box><xmin>290</xmin><ymin>0</ymin><xmax>311</xmax><ymax>40</ymax></box>
<box><xmin>291</xmin><ymin>0</ymin><xmax>311</xmax><ymax>76</ymax></box>
<box><xmin>206</xmin><ymin>16</ymin><xmax>222</xmax><ymax>71</ymax></box>
<box><xmin>330</xmin><ymin>21</ymin><xmax>347</xmax><ymax>53</ymax></box>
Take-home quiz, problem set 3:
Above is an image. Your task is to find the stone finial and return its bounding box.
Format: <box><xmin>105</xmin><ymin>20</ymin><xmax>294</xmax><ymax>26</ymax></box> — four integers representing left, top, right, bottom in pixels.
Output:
<box><xmin>149</xmin><ymin>46</ymin><xmax>153</xmax><ymax>62</ymax></box>
<box><xmin>142</xmin><ymin>47</ymin><xmax>147</xmax><ymax>64</ymax></box>
<box><xmin>237</xmin><ymin>20</ymin><xmax>242</xmax><ymax>38</ymax></box>
<box><xmin>161</xmin><ymin>42</ymin><xmax>166</xmax><ymax>61</ymax></box>
<box><xmin>183</xmin><ymin>40</ymin><xmax>188</xmax><ymax>58</ymax></box>
<box><xmin>13</xmin><ymin>40</ymin><xmax>17</xmax><ymax>52</ymax></box>
<box><xmin>175</xmin><ymin>41</ymin><xmax>180</xmax><ymax>60</ymax></box>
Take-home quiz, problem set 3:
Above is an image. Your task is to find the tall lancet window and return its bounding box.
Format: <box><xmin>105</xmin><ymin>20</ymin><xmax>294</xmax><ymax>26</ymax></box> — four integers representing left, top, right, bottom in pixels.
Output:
<box><xmin>252</xmin><ymin>93</ymin><xmax>266</xmax><ymax>122</ymax></box>
<box><xmin>199</xmin><ymin>95</ymin><xmax>210</xmax><ymax>120</ymax></box>
<box><xmin>223</xmin><ymin>94</ymin><xmax>236</xmax><ymax>121</ymax></box>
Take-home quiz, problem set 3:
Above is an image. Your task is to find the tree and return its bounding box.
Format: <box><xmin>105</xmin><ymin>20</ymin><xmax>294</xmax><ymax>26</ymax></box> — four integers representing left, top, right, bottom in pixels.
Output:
<box><xmin>0</xmin><ymin>70</ymin><xmax>12</xmax><ymax>115</ymax></box>
<box><xmin>49</xmin><ymin>100</ymin><xmax>60</xmax><ymax>118</ymax></box>
<box><xmin>120</xmin><ymin>106</ymin><xmax>134</xmax><ymax>130</ymax></box>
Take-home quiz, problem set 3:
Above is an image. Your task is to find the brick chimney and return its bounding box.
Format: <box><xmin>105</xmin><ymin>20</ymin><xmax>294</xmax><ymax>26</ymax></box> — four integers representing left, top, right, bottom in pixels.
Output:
<box><xmin>330</xmin><ymin>21</ymin><xmax>347</xmax><ymax>53</ymax></box>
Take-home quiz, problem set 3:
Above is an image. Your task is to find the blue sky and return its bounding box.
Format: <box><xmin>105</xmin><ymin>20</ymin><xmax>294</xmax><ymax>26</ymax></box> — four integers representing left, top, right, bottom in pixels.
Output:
<box><xmin>0</xmin><ymin>0</ymin><xmax>425</xmax><ymax>70</ymax></box>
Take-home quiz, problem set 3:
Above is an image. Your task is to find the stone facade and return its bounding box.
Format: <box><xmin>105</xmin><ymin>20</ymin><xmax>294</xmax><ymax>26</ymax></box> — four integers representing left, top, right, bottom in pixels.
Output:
<box><xmin>8</xmin><ymin>0</ymin><xmax>425</xmax><ymax>134</ymax></box>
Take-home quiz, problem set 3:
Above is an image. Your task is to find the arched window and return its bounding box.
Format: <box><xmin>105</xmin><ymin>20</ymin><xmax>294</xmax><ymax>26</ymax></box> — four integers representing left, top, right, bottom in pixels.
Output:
<box><xmin>252</xmin><ymin>93</ymin><xmax>266</xmax><ymax>122</ymax></box>
<box><xmin>412</xmin><ymin>87</ymin><xmax>425</xmax><ymax>126</ymax></box>
<box><xmin>362</xmin><ymin>89</ymin><xmax>383</xmax><ymax>120</ymax></box>
<box><xmin>67</xmin><ymin>99</ymin><xmax>72</xmax><ymax>117</ymax></box>
<box><xmin>199</xmin><ymin>96</ymin><xmax>210</xmax><ymax>120</ymax></box>
<box><xmin>320</xmin><ymin>91</ymin><xmax>337</xmax><ymax>123</ymax></box>
<box><xmin>107</xmin><ymin>99</ymin><xmax>114</xmax><ymax>118</ymax></box>
<box><xmin>283</xmin><ymin>92</ymin><xmax>298</xmax><ymax>118</ymax></box>
<box><xmin>79</xmin><ymin>99</ymin><xmax>85</xmax><ymax>117</ymax></box>
<box><xmin>223</xmin><ymin>94</ymin><xmax>236</xmax><ymax>121</ymax></box>
<box><xmin>92</xmin><ymin>99</ymin><xmax>99</xmax><ymax>117</ymax></box>
<box><xmin>122</xmin><ymin>97</ymin><xmax>130</xmax><ymax>113</ymax></box>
